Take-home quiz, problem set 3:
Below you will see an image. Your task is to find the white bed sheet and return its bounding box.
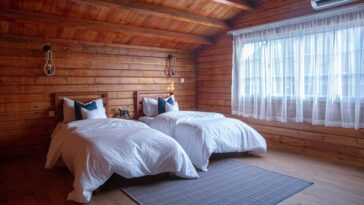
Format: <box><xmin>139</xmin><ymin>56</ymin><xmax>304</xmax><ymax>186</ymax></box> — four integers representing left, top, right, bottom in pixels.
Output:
<box><xmin>139</xmin><ymin>116</ymin><xmax>154</xmax><ymax>126</ymax></box>
<box><xmin>46</xmin><ymin>118</ymin><xmax>198</xmax><ymax>203</ymax></box>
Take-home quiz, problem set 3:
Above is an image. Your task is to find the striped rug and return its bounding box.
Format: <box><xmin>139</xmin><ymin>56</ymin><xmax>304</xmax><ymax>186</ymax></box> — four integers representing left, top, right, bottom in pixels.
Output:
<box><xmin>121</xmin><ymin>160</ymin><xmax>313</xmax><ymax>205</ymax></box>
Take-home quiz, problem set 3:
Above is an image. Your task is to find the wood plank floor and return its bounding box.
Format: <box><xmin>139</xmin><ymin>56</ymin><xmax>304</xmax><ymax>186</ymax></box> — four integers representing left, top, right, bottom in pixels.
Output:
<box><xmin>0</xmin><ymin>149</ymin><xmax>363</xmax><ymax>205</ymax></box>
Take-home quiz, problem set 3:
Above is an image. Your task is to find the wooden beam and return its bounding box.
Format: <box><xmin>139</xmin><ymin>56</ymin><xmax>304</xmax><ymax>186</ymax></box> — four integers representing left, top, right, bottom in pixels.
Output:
<box><xmin>81</xmin><ymin>0</ymin><xmax>229</xmax><ymax>29</ymax></box>
<box><xmin>0</xmin><ymin>34</ymin><xmax>195</xmax><ymax>53</ymax></box>
<box><xmin>212</xmin><ymin>0</ymin><xmax>252</xmax><ymax>10</ymax></box>
<box><xmin>0</xmin><ymin>8</ymin><xmax>212</xmax><ymax>45</ymax></box>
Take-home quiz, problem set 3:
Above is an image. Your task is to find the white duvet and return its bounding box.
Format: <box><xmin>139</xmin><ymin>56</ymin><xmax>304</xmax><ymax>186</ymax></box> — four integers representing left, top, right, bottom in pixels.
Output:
<box><xmin>174</xmin><ymin>118</ymin><xmax>267</xmax><ymax>171</ymax></box>
<box><xmin>45</xmin><ymin>118</ymin><xmax>198</xmax><ymax>203</ymax></box>
<box><xmin>150</xmin><ymin>111</ymin><xmax>225</xmax><ymax>136</ymax></box>
<box><xmin>150</xmin><ymin>111</ymin><xmax>267</xmax><ymax>171</ymax></box>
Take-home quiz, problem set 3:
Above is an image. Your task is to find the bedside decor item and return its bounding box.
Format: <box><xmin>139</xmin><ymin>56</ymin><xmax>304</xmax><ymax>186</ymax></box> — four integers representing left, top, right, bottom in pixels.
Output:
<box><xmin>166</xmin><ymin>54</ymin><xmax>176</xmax><ymax>77</ymax></box>
<box><xmin>118</xmin><ymin>108</ymin><xmax>130</xmax><ymax>119</ymax></box>
<box><xmin>43</xmin><ymin>44</ymin><xmax>56</xmax><ymax>76</ymax></box>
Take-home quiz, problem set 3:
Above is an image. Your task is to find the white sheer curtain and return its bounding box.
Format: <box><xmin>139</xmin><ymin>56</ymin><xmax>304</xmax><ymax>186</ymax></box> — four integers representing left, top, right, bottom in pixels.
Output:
<box><xmin>232</xmin><ymin>5</ymin><xmax>364</xmax><ymax>129</ymax></box>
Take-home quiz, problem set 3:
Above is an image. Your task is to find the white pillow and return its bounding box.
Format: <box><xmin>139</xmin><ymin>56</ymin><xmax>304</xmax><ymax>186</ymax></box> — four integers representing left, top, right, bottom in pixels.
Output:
<box><xmin>81</xmin><ymin>107</ymin><xmax>107</xmax><ymax>120</ymax></box>
<box><xmin>166</xmin><ymin>101</ymin><xmax>179</xmax><ymax>112</ymax></box>
<box><xmin>94</xmin><ymin>98</ymin><xmax>106</xmax><ymax>115</ymax></box>
<box><xmin>143</xmin><ymin>97</ymin><xmax>158</xmax><ymax>117</ymax></box>
<box><xmin>62</xmin><ymin>98</ymin><xmax>106</xmax><ymax>123</ymax></box>
<box><xmin>63</xmin><ymin>98</ymin><xmax>75</xmax><ymax>123</ymax></box>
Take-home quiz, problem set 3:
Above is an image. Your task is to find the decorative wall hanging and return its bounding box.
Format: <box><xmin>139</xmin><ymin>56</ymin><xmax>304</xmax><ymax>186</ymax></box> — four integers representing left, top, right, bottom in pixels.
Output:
<box><xmin>166</xmin><ymin>54</ymin><xmax>176</xmax><ymax>77</ymax></box>
<box><xmin>43</xmin><ymin>44</ymin><xmax>56</xmax><ymax>76</ymax></box>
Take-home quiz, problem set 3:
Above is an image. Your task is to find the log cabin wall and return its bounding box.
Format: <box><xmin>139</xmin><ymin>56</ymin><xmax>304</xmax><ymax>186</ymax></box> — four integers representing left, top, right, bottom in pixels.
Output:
<box><xmin>196</xmin><ymin>0</ymin><xmax>364</xmax><ymax>166</ymax></box>
<box><xmin>0</xmin><ymin>0</ymin><xmax>249</xmax><ymax>158</ymax></box>
<box><xmin>0</xmin><ymin>37</ymin><xmax>196</xmax><ymax>158</ymax></box>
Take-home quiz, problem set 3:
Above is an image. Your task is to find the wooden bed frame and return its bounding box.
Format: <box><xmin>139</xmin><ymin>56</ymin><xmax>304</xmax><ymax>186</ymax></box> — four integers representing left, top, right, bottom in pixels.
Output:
<box><xmin>134</xmin><ymin>91</ymin><xmax>173</xmax><ymax>119</ymax></box>
<box><xmin>54</xmin><ymin>92</ymin><xmax>109</xmax><ymax>123</ymax></box>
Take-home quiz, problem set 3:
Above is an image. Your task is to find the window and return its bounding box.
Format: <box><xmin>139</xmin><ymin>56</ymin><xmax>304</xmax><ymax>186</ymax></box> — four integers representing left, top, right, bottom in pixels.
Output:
<box><xmin>231</xmin><ymin>5</ymin><xmax>364</xmax><ymax>129</ymax></box>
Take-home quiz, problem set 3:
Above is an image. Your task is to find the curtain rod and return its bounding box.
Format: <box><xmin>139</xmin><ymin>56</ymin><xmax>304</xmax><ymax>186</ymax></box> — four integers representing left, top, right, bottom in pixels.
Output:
<box><xmin>227</xmin><ymin>3</ymin><xmax>364</xmax><ymax>36</ymax></box>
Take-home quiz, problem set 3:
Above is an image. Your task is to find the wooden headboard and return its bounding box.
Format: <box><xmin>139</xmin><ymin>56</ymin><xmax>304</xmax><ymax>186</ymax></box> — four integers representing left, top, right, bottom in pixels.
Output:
<box><xmin>134</xmin><ymin>91</ymin><xmax>173</xmax><ymax>119</ymax></box>
<box><xmin>54</xmin><ymin>92</ymin><xmax>109</xmax><ymax>122</ymax></box>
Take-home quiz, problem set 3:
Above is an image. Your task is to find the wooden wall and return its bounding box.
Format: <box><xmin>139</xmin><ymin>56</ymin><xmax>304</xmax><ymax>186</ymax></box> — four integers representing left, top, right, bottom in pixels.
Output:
<box><xmin>0</xmin><ymin>36</ymin><xmax>196</xmax><ymax>158</ymax></box>
<box><xmin>196</xmin><ymin>0</ymin><xmax>364</xmax><ymax>166</ymax></box>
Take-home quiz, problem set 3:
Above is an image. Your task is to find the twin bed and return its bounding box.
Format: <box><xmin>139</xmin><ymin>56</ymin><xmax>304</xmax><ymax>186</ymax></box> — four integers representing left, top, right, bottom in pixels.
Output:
<box><xmin>46</xmin><ymin>91</ymin><xmax>267</xmax><ymax>203</ymax></box>
<box><xmin>135</xmin><ymin>91</ymin><xmax>267</xmax><ymax>171</ymax></box>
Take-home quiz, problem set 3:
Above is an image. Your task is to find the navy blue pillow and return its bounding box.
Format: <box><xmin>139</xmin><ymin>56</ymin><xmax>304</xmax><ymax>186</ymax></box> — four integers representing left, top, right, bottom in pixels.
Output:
<box><xmin>74</xmin><ymin>101</ymin><xmax>97</xmax><ymax>120</ymax></box>
<box><xmin>158</xmin><ymin>97</ymin><xmax>174</xmax><ymax>114</ymax></box>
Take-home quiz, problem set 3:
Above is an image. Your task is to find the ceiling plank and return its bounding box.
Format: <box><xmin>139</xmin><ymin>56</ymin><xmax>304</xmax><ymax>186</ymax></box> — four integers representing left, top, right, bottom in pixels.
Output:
<box><xmin>0</xmin><ymin>8</ymin><xmax>212</xmax><ymax>45</ymax></box>
<box><xmin>212</xmin><ymin>0</ymin><xmax>252</xmax><ymax>10</ymax></box>
<box><xmin>81</xmin><ymin>0</ymin><xmax>229</xmax><ymax>29</ymax></box>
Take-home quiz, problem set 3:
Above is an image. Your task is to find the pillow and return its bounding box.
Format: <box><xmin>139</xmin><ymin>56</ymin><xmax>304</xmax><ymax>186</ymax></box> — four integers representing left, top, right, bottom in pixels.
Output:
<box><xmin>158</xmin><ymin>97</ymin><xmax>174</xmax><ymax>114</ymax></box>
<box><xmin>74</xmin><ymin>100</ymin><xmax>97</xmax><ymax>120</ymax></box>
<box><xmin>63</xmin><ymin>98</ymin><xmax>76</xmax><ymax>123</ymax></box>
<box><xmin>94</xmin><ymin>99</ymin><xmax>106</xmax><ymax>113</ymax></box>
<box><xmin>166</xmin><ymin>101</ymin><xmax>179</xmax><ymax>112</ymax></box>
<box><xmin>143</xmin><ymin>97</ymin><xmax>158</xmax><ymax>117</ymax></box>
<box><xmin>62</xmin><ymin>98</ymin><xmax>106</xmax><ymax>123</ymax></box>
<box><xmin>81</xmin><ymin>107</ymin><xmax>107</xmax><ymax>120</ymax></box>
<box><xmin>166</xmin><ymin>95</ymin><xmax>175</xmax><ymax>102</ymax></box>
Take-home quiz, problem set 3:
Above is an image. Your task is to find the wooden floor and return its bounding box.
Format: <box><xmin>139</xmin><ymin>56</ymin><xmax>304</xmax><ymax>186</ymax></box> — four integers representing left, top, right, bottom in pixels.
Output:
<box><xmin>1</xmin><ymin>149</ymin><xmax>364</xmax><ymax>205</ymax></box>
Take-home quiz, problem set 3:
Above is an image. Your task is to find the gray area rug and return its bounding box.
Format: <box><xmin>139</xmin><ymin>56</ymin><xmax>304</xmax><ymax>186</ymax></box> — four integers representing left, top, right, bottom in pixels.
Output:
<box><xmin>121</xmin><ymin>160</ymin><xmax>313</xmax><ymax>205</ymax></box>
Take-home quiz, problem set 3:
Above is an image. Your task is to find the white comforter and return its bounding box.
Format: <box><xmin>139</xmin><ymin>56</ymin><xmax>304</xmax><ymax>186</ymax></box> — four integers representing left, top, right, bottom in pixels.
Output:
<box><xmin>45</xmin><ymin>118</ymin><xmax>198</xmax><ymax>203</ymax></box>
<box><xmin>150</xmin><ymin>111</ymin><xmax>225</xmax><ymax>136</ymax></box>
<box><xmin>174</xmin><ymin>118</ymin><xmax>267</xmax><ymax>171</ymax></box>
<box><xmin>150</xmin><ymin>111</ymin><xmax>267</xmax><ymax>171</ymax></box>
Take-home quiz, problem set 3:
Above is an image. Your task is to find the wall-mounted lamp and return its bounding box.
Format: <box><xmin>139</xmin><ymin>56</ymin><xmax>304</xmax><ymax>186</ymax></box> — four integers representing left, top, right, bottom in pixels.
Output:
<box><xmin>43</xmin><ymin>44</ymin><xmax>56</xmax><ymax>76</ymax></box>
<box><xmin>167</xmin><ymin>54</ymin><xmax>176</xmax><ymax>77</ymax></box>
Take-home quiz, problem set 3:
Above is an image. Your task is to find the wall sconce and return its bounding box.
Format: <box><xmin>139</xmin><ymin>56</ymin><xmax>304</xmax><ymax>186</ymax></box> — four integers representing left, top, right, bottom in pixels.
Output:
<box><xmin>43</xmin><ymin>44</ymin><xmax>56</xmax><ymax>76</ymax></box>
<box><xmin>167</xmin><ymin>54</ymin><xmax>176</xmax><ymax>77</ymax></box>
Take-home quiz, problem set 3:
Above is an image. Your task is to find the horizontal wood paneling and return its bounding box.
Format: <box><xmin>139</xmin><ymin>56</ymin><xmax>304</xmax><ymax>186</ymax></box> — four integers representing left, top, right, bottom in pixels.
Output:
<box><xmin>0</xmin><ymin>36</ymin><xmax>196</xmax><ymax>158</ymax></box>
<box><xmin>196</xmin><ymin>0</ymin><xmax>364</xmax><ymax>167</ymax></box>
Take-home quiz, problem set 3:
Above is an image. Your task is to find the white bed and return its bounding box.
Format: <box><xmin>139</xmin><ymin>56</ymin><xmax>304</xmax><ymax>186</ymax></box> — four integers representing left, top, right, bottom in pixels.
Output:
<box><xmin>46</xmin><ymin>93</ymin><xmax>198</xmax><ymax>203</ymax></box>
<box><xmin>135</xmin><ymin>91</ymin><xmax>267</xmax><ymax>171</ymax></box>
<box><xmin>149</xmin><ymin>111</ymin><xmax>267</xmax><ymax>171</ymax></box>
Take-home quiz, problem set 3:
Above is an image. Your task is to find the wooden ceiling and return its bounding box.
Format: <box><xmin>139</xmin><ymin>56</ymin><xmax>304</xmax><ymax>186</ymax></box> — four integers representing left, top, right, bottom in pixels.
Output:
<box><xmin>0</xmin><ymin>0</ymin><xmax>252</xmax><ymax>51</ymax></box>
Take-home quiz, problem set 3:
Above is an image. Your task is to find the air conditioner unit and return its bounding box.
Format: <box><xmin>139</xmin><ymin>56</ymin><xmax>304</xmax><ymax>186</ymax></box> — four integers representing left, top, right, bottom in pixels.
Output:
<box><xmin>311</xmin><ymin>0</ymin><xmax>357</xmax><ymax>10</ymax></box>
